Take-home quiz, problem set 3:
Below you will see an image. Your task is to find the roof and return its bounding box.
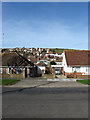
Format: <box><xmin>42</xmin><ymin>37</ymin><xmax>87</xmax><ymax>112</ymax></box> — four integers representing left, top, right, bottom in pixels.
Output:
<box><xmin>37</xmin><ymin>62</ymin><xmax>47</xmax><ymax>67</ymax></box>
<box><xmin>0</xmin><ymin>52</ymin><xmax>34</xmax><ymax>66</ymax></box>
<box><xmin>31</xmin><ymin>59</ymin><xmax>38</xmax><ymax>63</ymax></box>
<box><xmin>58</xmin><ymin>52</ymin><xmax>63</xmax><ymax>55</ymax></box>
<box><xmin>56</xmin><ymin>57</ymin><xmax>63</xmax><ymax>62</ymax></box>
<box><xmin>65</xmin><ymin>50</ymin><xmax>90</xmax><ymax>66</ymax></box>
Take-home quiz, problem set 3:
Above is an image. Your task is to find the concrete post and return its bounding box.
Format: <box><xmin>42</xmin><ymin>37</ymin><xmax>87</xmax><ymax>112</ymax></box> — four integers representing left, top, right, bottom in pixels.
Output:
<box><xmin>22</xmin><ymin>68</ymin><xmax>25</xmax><ymax>78</ymax></box>
<box><xmin>42</xmin><ymin>70</ymin><xmax>44</xmax><ymax>77</ymax></box>
<box><xmin>52</xmin><ymin>68</ymin><xmax>55</xmax><ymax>78</ymax></box>
<box><xmin>10</xmin><ymin>68</ymin><xmax>13</xmax><ymax>78</ymax></box>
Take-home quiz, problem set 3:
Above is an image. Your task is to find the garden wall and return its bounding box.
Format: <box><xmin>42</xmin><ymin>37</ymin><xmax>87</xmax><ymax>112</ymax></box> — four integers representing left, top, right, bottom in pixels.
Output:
<box><xmin>2</xmin><ymin>73</ymin><xmax>25</xmax><ymax>79</ymax></box>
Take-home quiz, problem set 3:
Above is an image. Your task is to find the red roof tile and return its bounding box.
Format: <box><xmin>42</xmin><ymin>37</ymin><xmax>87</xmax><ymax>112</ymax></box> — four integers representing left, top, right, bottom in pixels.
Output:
<box><xmin>37</xmin><ymin>62</ymin><xmax>47</xmax><ymax>66</ymax></box>
<box><xmin>56</xmin><ymin>57</ymin><xmax>63</xmax><ymax>62</ymax></box>
<box><xmin>65</xmin><ymin>50</ymin><xmax>90</xmax><ymax>66</ymax></box>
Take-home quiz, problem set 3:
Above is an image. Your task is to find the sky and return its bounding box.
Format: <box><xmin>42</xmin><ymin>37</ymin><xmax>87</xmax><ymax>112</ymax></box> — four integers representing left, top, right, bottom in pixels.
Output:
<box><xmin>2</xmin><ymin>2</ymin><xmax>88</xmax><ymax>49</ymax></box>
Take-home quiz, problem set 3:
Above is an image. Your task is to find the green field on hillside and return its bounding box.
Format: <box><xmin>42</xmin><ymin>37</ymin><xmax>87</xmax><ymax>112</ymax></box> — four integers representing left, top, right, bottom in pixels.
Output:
<box><xmin>51</xmin><ymin>48</ymin><xmax>74</xmax><ymax>53</ymax></box>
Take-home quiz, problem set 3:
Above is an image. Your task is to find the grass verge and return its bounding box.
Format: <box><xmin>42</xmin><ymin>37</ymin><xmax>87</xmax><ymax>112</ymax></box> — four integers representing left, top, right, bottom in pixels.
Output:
<box><xmin>0</xmin><ymin>79</ymin><xmax>20</xmax><ymax>85</ymax></box>
<box><xmin>77</xmin><ymin>79</ymin><xmax>90</xmax><ymax>85</ymax></box>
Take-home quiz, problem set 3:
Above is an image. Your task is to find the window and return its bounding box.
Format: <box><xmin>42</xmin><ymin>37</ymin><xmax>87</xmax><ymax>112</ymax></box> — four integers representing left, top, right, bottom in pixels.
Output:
<box><xmin>72</xmin><ymin>67</ymin><xmax>80</xmax><ymax>72</ymax></box>
<box><xmin>0</xmin><ymin>68</ymin><xmax>2</xmax><ymax>74</ymax></box>
<box><xmin>57</xmin><ymin>62</ymin><xmax>62</xmax><ymax>65</ymax></box>
<box><xmin>86</xmin><ymin>68</ymin><xmax>88</xmax><ymax>72</ymax></box>
<box><xmin>76</xmin><ymin>67</ymin><xmax>80</xmax><ymax>72</ymax></box>
<box><xmin>72</xmin><ymin>67</ymin><xmax>74</xmax><ymax>72</ymax></box>
<box><xmin>6</xmin><ymin>68</ymin><xmax>9</xmax><ymax>74</ymax></box>
<box><xmin>16</xmin><ymin>68</ymin><xmax>23</xmax><ymax>74</ymax></box>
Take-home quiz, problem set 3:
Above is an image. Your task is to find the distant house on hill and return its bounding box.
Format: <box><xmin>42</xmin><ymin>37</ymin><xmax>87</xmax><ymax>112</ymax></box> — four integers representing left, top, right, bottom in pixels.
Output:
<box><xmin>37</xmin><ymin>60</ymin><xmax>49</xmax><ymax>65</ymax></box>
<box><xmin>62</xmin><ymin>50</ymin><xmax>90</xmax><ymax>78</ymax></box>
<box><xmin>51</xmin><ymin>57</ymin><xmax>63</xmax><ymax>75</ymax></box>
<box><xmin>37</xmin><ymin>61</ymin><xmax>47</xmax><ymax>74</ymax></box>
<box><xmin>55</xmin><ymin>57</ymin><xmax>63</xmax><ymax>65</ymax></box>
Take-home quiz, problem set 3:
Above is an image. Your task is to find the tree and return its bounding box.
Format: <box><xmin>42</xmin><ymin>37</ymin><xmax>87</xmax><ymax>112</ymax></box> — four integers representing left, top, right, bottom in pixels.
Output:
<box><xmin>50</xmin><ymin>61</ymin><xmax>56</xmax><ymax>65</ymax></box>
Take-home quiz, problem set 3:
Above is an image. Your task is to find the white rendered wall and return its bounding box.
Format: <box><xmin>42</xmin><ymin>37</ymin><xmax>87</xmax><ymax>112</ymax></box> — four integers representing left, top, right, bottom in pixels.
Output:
<box><xmin>80</xmin><ymin>67</ymin><xmax>90</xmax><ymax>75</ymax></box>
<box><xmin>62</xmin><ymin>52</ymin><xmax>90</xmax><ymax>75</ymax></box>
<box><xmin>38</xmin><ymin>66</ymin><xmax>45</xmax><ymax>71</ymax></box>
<box><xmin>37</xmin><ymin>67</ymin><xmax>42</xmax><ymax>75</ymax></box>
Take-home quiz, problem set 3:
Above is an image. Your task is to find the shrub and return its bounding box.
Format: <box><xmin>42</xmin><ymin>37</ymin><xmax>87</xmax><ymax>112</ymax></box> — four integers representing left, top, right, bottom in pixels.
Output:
<box><xmin>50</xmin><ymin>61</ymin><xmax>56</xmax><ymax>65</ymax></box>
<box><xmin>67</xmin><ymin>74</ymin><xmax>74</xmax><ymax>78</ymax></box>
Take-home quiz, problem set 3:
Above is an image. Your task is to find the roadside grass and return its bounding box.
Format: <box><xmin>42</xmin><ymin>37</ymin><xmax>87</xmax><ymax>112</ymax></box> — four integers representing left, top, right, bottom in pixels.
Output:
<box><xmin>0</xmin><ymin>79</ymin><xmax>20</xmax><ymax>85</ymax></box>
<box><xmin>77</xmin><ymin>79</ymin><xmax>90</xmax><ymax>85</ymax></box>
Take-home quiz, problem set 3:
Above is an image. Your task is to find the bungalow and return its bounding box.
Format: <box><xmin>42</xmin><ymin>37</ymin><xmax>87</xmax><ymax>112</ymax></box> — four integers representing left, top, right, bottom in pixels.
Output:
<box><xmin>0</xmin><ymin>52</ymin><xmax>42</xmax><ymax>78</ymax></box>
<box><xmin>62</xmin><ymin>50</ymin><xmax>90</xmax><ymax>78</ymax></box>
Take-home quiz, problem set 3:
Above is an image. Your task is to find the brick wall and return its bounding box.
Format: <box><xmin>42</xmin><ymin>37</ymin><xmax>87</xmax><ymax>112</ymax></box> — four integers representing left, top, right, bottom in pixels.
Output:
<box><xmin>77</xmin><ymin>75</ymin><xmax>90</xmax><ymax>79</ymax></box>
<box><xmin>64</xmin><ymin>71</ymin><xmax>90</xmax><ymax>79</ymax></box>
<box><xmin>2</xmin><ymin>73</ymin><xmax>25</xmax><ymax>79</ymax></box>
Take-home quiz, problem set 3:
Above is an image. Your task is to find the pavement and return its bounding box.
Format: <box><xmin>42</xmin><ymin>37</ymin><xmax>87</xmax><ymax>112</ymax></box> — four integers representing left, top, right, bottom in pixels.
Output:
<box><xmin>5</xmin><ymin>78</ymin><xmax>88</xmax><ymax>88</ymax></box>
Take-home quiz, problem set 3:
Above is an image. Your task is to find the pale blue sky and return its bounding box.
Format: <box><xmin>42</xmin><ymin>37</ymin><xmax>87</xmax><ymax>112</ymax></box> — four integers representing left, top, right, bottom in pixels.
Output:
<box><xmin>2</xmin><ymin>2</ymin><xmax>88</xmax><ymax>49</ymax></box>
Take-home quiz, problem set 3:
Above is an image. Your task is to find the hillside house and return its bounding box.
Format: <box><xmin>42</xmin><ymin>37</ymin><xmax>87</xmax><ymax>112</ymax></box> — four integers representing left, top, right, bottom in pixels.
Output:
<box><xmin>51</xmin><ymin>57</ymin><xmax>63</xmax><ymax>75</ymax></box>
<box><xmin>37</xmin><ymin>60</ymin><xmax>49</xmax><ymax>65</ymax></box>
<box><xmin>37</xmin><ymin>61</ymin><xmax>47</xmax><ymax>74</ymax></box>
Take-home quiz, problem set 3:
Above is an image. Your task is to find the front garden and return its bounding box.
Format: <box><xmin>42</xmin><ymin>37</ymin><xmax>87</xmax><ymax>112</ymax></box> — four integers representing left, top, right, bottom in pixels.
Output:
<box><xmin>77</xmin><ymin>79</ymin><xmax>90</xmax><ymax>85</ymax></box>
<box><xmin>0</xmin><ymin>79</ymin><xmax>20</xmax><ymax>85</ymax></box>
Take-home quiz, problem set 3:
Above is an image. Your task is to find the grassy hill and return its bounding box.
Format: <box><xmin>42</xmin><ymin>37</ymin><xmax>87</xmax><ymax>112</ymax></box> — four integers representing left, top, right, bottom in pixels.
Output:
<box><xmin>51</xmin><ymin>48</ymin><xmax>74</xmax><ymax>53</ymax></box>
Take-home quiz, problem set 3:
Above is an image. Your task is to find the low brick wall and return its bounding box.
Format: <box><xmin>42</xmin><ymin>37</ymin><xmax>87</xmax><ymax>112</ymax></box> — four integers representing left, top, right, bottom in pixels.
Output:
<box><xmin>10</xmin><ymin>74</ymin><xmax>25</xmax><ymax>79</ymax></box>
<box><xmin>77</xmin><ymin>75</ymin><xmax>90</xmax><ymax>79</ymax></box>
<box><xmin>42</xmin><ymin>74</ymin><xmax>55</xmax><ymax>79</ymax></box>
<box><xmin>2</xmin><ymin>73</ymin><xmax>25</xmax><ymax>79</ymax></box>
<box><xmin>65</xmin><ymin>72</ymin><xmax>82</xmax><ymax>76</ymax></box>
<box><xmin>64</xmin><ymin>72</ymin><xmax>89</xmax><ymax>79</ymax></box>
<box><xmin>2</xmin><ymin>74</ymin><xmax>11</xmax><ymax>78</ymax></box>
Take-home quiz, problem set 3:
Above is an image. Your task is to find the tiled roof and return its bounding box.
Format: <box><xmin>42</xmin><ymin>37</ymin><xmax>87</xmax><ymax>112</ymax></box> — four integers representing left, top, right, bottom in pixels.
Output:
<box><xmin>1</xmin><ymin>52</ymin><xmax>33</xmax><ymax>66</ymax></box>
<box><xmin>58</xmin><ymin>52</ymin><xmax>63</xmax><ymax>55</ymax></box>
<box><xmin>56</xmin><ymin>57</ymin><xmax>63</xmax><ymax>62</ymax></box>
<box><xmin>65</xmin><ymin>50</ymin><xmax>90</xmax><ymax>66</ymax></box>
<box><xmin>37</xmin><ymin>62</ymin><xmax>47</xmax><ymax>66</ymax></box>
<box><xmin>31</xmin><ymin>59</ymin><xmax>38</xmax><ymax>63</ymax></box>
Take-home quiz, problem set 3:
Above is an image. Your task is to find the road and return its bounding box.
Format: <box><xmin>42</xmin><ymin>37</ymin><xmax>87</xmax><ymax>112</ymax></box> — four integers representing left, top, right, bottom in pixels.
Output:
<box><xmin>2</xmin><ymin>82</ymin><xmax>88</xmax><ymax>118</ymax></box>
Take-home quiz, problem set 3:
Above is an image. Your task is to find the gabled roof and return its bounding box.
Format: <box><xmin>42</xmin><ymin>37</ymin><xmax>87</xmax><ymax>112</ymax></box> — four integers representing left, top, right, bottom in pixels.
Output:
<box><xmin>31</xmin><ymin>59</ymin><xmax>38</xmax><ymax>63</ymax></box>
<box><xmin>0</xmin><ymin>52</ymin><xmax>34</xmax><ymax>66</ymax></box>
<box><xmin>65</xmin><ymin>50</ymin><xmax>90</xmax><ymax>66</ymax></box>
<box><xmin>56</xmin><ymin>57</ymin><xmax>63</xmax><ymax>62</ymax></box>
<box><xmin>37</xmin><ymin>62</ymin><xmax>47</xmax><ymax>67</ymax></box>
<box><xmin>58</xmin><ymin>52</ymin><xmax>63</xmax><ymax>55</ymax></box>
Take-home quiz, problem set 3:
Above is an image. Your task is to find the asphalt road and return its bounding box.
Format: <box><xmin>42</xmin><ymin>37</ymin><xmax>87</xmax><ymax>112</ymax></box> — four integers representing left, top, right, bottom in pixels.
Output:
<box><xmin>2</xmin><ymin>86</ymin><xmax>88</xmax><ymax>118</ymax></box>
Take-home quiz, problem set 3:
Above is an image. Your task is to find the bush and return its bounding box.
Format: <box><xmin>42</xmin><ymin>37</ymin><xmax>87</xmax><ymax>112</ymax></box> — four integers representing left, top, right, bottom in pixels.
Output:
<box><xmin>67</xmin><ymin>74</ymin><xmax>74</xmax><ymax>78</ymax></box>
<box><xmin>50</xmin><ymin>61</ymin><xmax>56</xmax><ymax>65</ymax></box>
